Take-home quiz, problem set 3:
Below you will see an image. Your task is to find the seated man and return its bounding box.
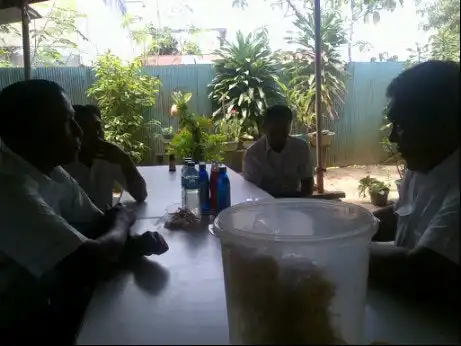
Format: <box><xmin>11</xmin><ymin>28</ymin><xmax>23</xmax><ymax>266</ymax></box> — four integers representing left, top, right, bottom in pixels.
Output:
<box><xmin>369</xmin><ymin>60</ymin><xmax>459</xmax><ymax>306</ymax></box>
<box><xmin>63</xmin><ymin>104</ymin><xmax>147</xmax><ymax>210</ymax></box>
<box><xmin>0</xmin><ymin>80</ymin><xmax>167</xmax><ymax>343</ymax></box>
<box><xmin>243</xmin><ymin>105</ymin><xmax>314</xmax><ymax>197</ymax></box>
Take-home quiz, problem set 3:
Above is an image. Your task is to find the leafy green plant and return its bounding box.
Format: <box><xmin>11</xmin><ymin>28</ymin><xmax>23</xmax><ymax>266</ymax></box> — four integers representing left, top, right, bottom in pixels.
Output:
<box><xmin>379</xmin><ymin>108</ymin><xmax>406</xmax><ymax>178</ymax></box>
<box><xmin>181</xmin><ymin>41</ymin><xmax>201</xmax><ymax>55</ymax></box>
<box><xmin>208</xmin><ymin>28</ymin><xmax>285</xmax><ymax>138</ymax></box>
<box><xmin>87</xmin><ymin>52</ymin><xmax>161</xmax><ymax>162</ymax></box>
<box><xmin>358</xmin><ymin>175</ymin><xmax>390</xmax><ymax>198</ymax></box>
<box><xmin>282</xmin><ymin>9</ymin><xmax>348</xmax><ymax>131</ymax></box>
<box><xmin>161</xmin><ymin>126</ymin><xmax>174</xmax><ymax>139</ymax></box>
<box><xmin>147</xmin><ymin>26</ymin><xmax>179</xmax><ymax>55</ymax></box>
<box><xmin>215</xmin><ymin>117</ymin><xmax>242</xmax><ymax>142</ymax></box>
<box><xmin>168</xmin><ymin>91</ymin><xmax>225</xmax><ymax>162</ymax></box>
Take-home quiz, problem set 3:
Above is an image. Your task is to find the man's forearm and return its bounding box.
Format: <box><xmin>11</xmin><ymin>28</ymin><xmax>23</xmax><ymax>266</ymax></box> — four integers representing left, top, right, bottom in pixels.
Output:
<box><xmin>120</xmin><ymin>155</ymin><xmax>147</xmax><ymax>202</ymax></box>
<box><xmin>372</xmin><ymin>205</ymin><xmax>398</xmax><ymax>241</ymax></box>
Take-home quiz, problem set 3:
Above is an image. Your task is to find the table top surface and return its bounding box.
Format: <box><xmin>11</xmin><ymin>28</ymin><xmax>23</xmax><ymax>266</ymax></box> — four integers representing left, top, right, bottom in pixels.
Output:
<box><xmin>77</xmin><ymin>166</ymin><xmax>459</xmax><ymax>345</ymax></box>
<box><xmin>120</xmin><ymin>165</ymin><xmax>272</xmax><ymax>219</ymax></box>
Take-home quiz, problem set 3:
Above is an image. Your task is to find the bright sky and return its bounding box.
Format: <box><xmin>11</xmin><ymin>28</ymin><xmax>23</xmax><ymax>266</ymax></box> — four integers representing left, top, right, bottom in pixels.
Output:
<box><xmin>128</xmin><ymin>0</ymin><xmax>431</xmax><ymax>62</ymax></box>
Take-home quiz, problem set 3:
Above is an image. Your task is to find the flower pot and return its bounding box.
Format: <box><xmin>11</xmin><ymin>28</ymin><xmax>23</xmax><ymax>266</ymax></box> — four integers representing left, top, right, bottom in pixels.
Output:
<box><xmin>161</xmin><ymin>138</ymin><xmax>172</xmax><ymax>145</ymax></box>
<box><xmin>308</xmin><ymin>130</ymin><xmax>335</xmax><ymax>147</ymax></box>
<box><xmin>242</xmin><ymin>140</ymin><xmax>255</xmax><ymax>149</ymax></box>
<box><xmin>223</xmin><ymin>141</ymin><xmax>239</xmax><ymax>152</ymax></box>
<box><xmin>369</xmin><ymin>189</ymin><xmax>389</xmax><ymax>207</ymax></box>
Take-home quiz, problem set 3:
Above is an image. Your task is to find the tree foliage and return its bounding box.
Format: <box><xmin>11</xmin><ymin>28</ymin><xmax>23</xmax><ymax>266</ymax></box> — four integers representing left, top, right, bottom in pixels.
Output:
<box><xmin>421</xmin><ymin>0</ymin><xmax>460</xmax><ymax>61</ymax></box>
<box><xmin>282</xmin><ymin>9</ymin><xmax>348</xmax><ymax>130</ymax></box>
<box><xmin>208</xmin><ymin>29</ymin><xmax>285</xmax><ymax>138</ymax></box>
<box><xmin>232</xmin><ymin>0</ymin><xmax>404</xmax><ymax>61</ymax></box>
<box><xmin>0</xmin><ymin>0</ymin><xmax>87</xmax><ymax>67</ymax></box>
<box><xmin>147</xmin><ymin>26</ymin><xmax>179</xmax><ymax>55</ymax></box>
<box><xmin>87</xmin><ymin>52</ymin><xmax>162</xmax><ymax>162</ymax></box>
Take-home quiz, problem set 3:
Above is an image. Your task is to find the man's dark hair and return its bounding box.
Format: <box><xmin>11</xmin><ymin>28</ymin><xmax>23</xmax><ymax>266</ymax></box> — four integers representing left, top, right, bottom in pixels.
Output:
<box><xmin>0</xmin><ymin>79</ymin><xmax>64</xmax><ymax>140</ymax></box>
<box><xmin>264</xmin><ymin>104</ymin><xmax>293</xmax><ymax>123</ymax></box>
<box><xmin>85</xmin><ymin>104</ymin><xmax>101</xmax><ymax>118</ymax></box>
<box><xmin>386</xmin><ymin>60</ymin><xmax>459</xmax><ymax>123</ymax></box>
<box><xmin>72</xmin><ymin>104</ymin><xmax>100</xmax><ymax>124</ymax></box>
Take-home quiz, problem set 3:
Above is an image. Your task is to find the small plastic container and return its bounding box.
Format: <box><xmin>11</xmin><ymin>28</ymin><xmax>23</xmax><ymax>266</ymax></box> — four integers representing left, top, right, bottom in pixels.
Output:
<box><xmin>214</xmin><ymin>199</ymin><xmax>378</xmax><ymax>345</ymax></box>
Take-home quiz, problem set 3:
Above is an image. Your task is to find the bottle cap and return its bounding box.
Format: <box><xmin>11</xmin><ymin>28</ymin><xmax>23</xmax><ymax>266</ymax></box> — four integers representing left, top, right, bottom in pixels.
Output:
<box><xmin>199</xmin><ymin>162</ymin><xmax>206</xmax><ymax>169</ymax></box>
<box><xmin>218</xmin><ymin>166</ymin><xmax>227</xmax><ymax>173</ymax></box>
<box><xmin>187</xmin><ymin>161</ymin><xmax>195</xmax><ymax>167</ymax></box>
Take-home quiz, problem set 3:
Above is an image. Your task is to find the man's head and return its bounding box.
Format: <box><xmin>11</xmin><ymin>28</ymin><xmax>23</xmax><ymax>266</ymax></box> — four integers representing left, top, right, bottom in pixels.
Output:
<box><xmin>0</xmin><ymin>79</ymin><xmax>82</xmax><ymax>168</ymax></box>
<box><xmin>386</xmin><ymin>60</ymin><xmax>460</xmax><ymax>172</ymax></box>
<box><xmin>73</xmin><ymin>104</ymin><xmax>104</xmax><ymax>154</ymax></box>
<box><xmin>263</xmin><ymin>105</ymin><xmax>293</xmax><ymax>152</ymax></box>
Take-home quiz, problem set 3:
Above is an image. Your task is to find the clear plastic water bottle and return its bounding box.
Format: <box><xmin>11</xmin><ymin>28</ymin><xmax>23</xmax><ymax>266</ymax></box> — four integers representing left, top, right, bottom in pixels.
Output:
<box><xmin>184</xmin><ymin>162</ymin><xmax>201</xmax><ymax>217</ymax></box>
<box><xmin>216</xmin><ymin>166</ymin><xmax>231</xmax><ymax>214</ymax></box>
<box><xmin>181</xmin><ymin>157</ymin><xmax>192</xmax><ymax>207</ymax></box>
<box><xmin>198</xmin><ymin>163</ymin><xmax>210</xmax><ymax>214</ymax></box>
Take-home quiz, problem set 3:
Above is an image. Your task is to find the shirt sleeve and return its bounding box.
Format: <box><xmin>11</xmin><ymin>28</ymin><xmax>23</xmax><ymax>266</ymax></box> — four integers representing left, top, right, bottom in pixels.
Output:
<box><xmin>61</xmin><ymin>168</ymin><xmax>103</xmax><ymax>224</ymax></box>
<box><xmin>299</xmin><ymin>141</ymin><xmax>314</xmax><ymax>179</ymax></box>
<box><xmin>242</xmin><ymin>148</ymin><xmax>262</xmax><ymax>186</ymax></box>
<box><xmin>416</xmin><ymin>191</ymin><xmax>459</xmax><ymax>264</ymax></box>
<box><xmin>113</xmin><ymin>163</ymin><xmax>127</xmax><ymax>190</ymax></box>
<box><xmin>0</xmin><ymin>177</ymin><xmax>88</xmax><ymax>278</ymax></box>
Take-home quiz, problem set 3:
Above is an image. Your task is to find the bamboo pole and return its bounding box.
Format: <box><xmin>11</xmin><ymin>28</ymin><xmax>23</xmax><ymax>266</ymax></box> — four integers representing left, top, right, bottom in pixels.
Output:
<box><xmin>20</xmin><ymin>0</ymin><xmax>31</xmax><ymax>80</ymax></box>
<box><xmin>314</xmin><ymin>0</ymin><xmax>324</xmax><ymax>193</ymax></box>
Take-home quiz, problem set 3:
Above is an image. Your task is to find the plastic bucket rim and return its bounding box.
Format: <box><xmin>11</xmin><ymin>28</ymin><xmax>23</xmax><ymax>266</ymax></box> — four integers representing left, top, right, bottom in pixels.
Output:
<box><xmin>213</xmin><ymin>198</ymin><xmax>378</xmax><ymax>243</ymax></box>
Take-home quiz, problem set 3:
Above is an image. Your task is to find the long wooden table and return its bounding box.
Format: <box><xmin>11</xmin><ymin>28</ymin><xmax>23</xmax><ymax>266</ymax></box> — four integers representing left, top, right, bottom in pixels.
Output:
<box><xmin>77</xmin><ymin>166</ymin><xmax>459</xmax><ymax>345</ymax></box>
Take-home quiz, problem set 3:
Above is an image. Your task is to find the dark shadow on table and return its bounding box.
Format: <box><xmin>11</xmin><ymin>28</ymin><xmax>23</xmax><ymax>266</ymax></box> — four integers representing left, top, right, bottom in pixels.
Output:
<box><xmin>132</xmin><ymin>257</ymin><xmax>170</xmax><ymax>296</ymax></box>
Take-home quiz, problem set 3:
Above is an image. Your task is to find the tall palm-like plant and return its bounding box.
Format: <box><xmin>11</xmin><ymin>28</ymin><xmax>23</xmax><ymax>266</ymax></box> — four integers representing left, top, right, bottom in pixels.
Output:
<box><xmin>283</xmin><ymin>9</ymin><xmax>347</xmax><ymax>131</ymax></box>
<box><xmin>209</xmin><ymin>29</ymin><xmax>285</xmax><ymax>138</ymax></box>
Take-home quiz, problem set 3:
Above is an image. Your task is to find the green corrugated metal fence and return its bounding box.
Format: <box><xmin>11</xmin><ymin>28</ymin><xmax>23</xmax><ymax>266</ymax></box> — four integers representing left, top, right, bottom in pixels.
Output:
<box><xmin>0</xmin><ymin>62</ymin><xmax>404</xmax><ymax>166</ymax></box>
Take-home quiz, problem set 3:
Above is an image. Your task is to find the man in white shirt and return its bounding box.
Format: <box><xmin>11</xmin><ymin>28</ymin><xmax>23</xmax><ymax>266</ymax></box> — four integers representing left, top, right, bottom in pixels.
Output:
<box><xmin>63</xmin><ymin>105</ymin><xmax>147</xmax><ymax>210</ymax></box>
<box><xmin>370</xmin><ymin>60</ymin><xmax>459</xmax><ymax>306</ymax></box>
<box><xmin>0</xmin><ymin>80</ymin><xmax>168</xmax><ymax>342</ymax></box>
<box><xmin>243</xmin><ymin>105</ymin><xmax>314</xmax><ymax>197</ymax></box>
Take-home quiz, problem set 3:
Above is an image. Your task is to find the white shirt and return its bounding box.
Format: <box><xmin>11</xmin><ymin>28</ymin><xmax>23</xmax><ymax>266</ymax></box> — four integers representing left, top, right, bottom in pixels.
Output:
<box><xmin>63</xmin><ymin>159</ymin><xmax>126</xmax><ymax>211</ymax></box>
<box><xmin>394</xmin><ymin>149</ymin><xmax>459</xmax><ymax>264</ymax></box>
<box><xmin>0</xmin><ymin>143</ymin><xmax>102</xmax><ymax>300</ymax></box>
<box><xmin>243</xmin><ymin>136</ymin><xmax>314</xmax><ymax>196</ymax></box>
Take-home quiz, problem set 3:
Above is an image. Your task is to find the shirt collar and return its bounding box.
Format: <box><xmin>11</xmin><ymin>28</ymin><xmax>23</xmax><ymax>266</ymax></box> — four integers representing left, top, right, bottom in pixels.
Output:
<box><xmin>422</xmin><ymin>148</ymin><xmax>459</xmax><ymax>183</ymax></box>
<box><xmin>0</xmin><ymin>141</ymin><xmax>53</xmax><ymax>185</ymax></box>
<box><xmin>264</xmin><ymin>136</ymin><xmax>291</xmax><ymax>155</ymax></box>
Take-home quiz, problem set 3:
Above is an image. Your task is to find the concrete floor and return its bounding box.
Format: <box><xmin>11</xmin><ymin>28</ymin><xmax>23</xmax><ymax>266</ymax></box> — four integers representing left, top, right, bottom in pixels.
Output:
<box><xmin>323</xmin><ymin>164</ymin><xmax>401</xmax><ymax>211</ymax></box>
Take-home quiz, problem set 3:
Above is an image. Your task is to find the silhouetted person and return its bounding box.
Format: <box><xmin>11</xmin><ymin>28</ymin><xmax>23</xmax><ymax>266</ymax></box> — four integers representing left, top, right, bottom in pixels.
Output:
<box><xmin>370</xmin><ymin>60</ymin><xmax>459</xmax><ymax>307</ymax></box>
<box><xmin>64</xmin><ymin>104</ymin><xmax>147</xmax><ymax>210</ymax></box>
<box><xmin>0</xmin><ymin>80</ymin><xmax>167</xmax><ymax>343</ymax></box>
<box><xmin>243</xmin><ymin>105</ymin><xmax>314</xmax><ymax>197</ymax></box>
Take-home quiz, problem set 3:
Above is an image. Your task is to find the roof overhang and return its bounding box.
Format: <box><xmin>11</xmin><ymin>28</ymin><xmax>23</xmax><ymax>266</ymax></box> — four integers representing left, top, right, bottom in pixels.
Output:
<box><xmin>0</xmin><ymin>5</ymin><xmax>41</xmax><ymax>25</ymax></box>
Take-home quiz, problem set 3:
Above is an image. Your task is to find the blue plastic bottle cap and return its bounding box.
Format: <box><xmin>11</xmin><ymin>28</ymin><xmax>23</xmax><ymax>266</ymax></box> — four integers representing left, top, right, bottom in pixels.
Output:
<box><xmin>199</xmin><ymin>162</ymin><xmax>206</xmax><ymax>169</ymax></box>
<box><xmin>219</xmin><ymin>166</ymin><xmax>227</xmax><ymax>173</ymax></box>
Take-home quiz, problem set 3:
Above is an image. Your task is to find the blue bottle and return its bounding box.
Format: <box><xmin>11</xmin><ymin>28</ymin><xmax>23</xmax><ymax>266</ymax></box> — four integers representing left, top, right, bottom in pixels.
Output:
<box><xmin>183</xmin><ymin>162</ymin><xmax>201</xmax><ymax>217</ymax></box>
<box><xmin>181</xmin><ymin>158</ymin><xmax>192</xmax><ymax>207</ymax></box>
<box><xmin>198</xmin><ymin>163</ymin><xmax>210</xmax><ymax>214</ymax></box>
<box><xmin>216</xmin><ymin>166</ymin><xmax>231</xmax><ymax>214</ymax></box>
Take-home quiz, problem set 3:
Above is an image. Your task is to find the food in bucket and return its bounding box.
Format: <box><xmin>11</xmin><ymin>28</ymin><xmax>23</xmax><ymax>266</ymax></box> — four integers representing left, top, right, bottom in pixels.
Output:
<box><xmin>222</xmin><ymin>244</ymin><xmax>345</xmax><ymax>345</ymax></box>
<box><xmin>164</xmin><ymin>207</ymin><xmax>200</xmax><ymax>230</ymax></box>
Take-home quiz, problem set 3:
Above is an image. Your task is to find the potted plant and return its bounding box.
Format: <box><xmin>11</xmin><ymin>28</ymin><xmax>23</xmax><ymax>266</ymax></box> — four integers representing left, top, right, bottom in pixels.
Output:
<box><xmin>308</xmin><ymin>130</ymin><xmax>336</xmax><ymax>147</ymax></box>
<box><xmin>168</xmin><ymin>90</ymin><xmax>225</xmax><ymax>162</ymax></box>
<box><xmin>216</xmin><ymin>118</ymin><xmax>240</xmax><ymax>152</ymax></box>
<box><xmin>240</xmin><ymin>133</ymin><xmax>255</xmax><ymax>149</ymax></box>
<box><xmin>209</xmin><ymin>28</ymin><xmax>285</xmax><ymax>139</ymax></box>
<box><xmin>358</xmin><ymin>175</ymin><xmax>391</xmax><ymax>207</ymax></box>
<box><xmin>161</xmin><ymin>126</ymin><xmax>174</xmax><ymax>142</ymax></box>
